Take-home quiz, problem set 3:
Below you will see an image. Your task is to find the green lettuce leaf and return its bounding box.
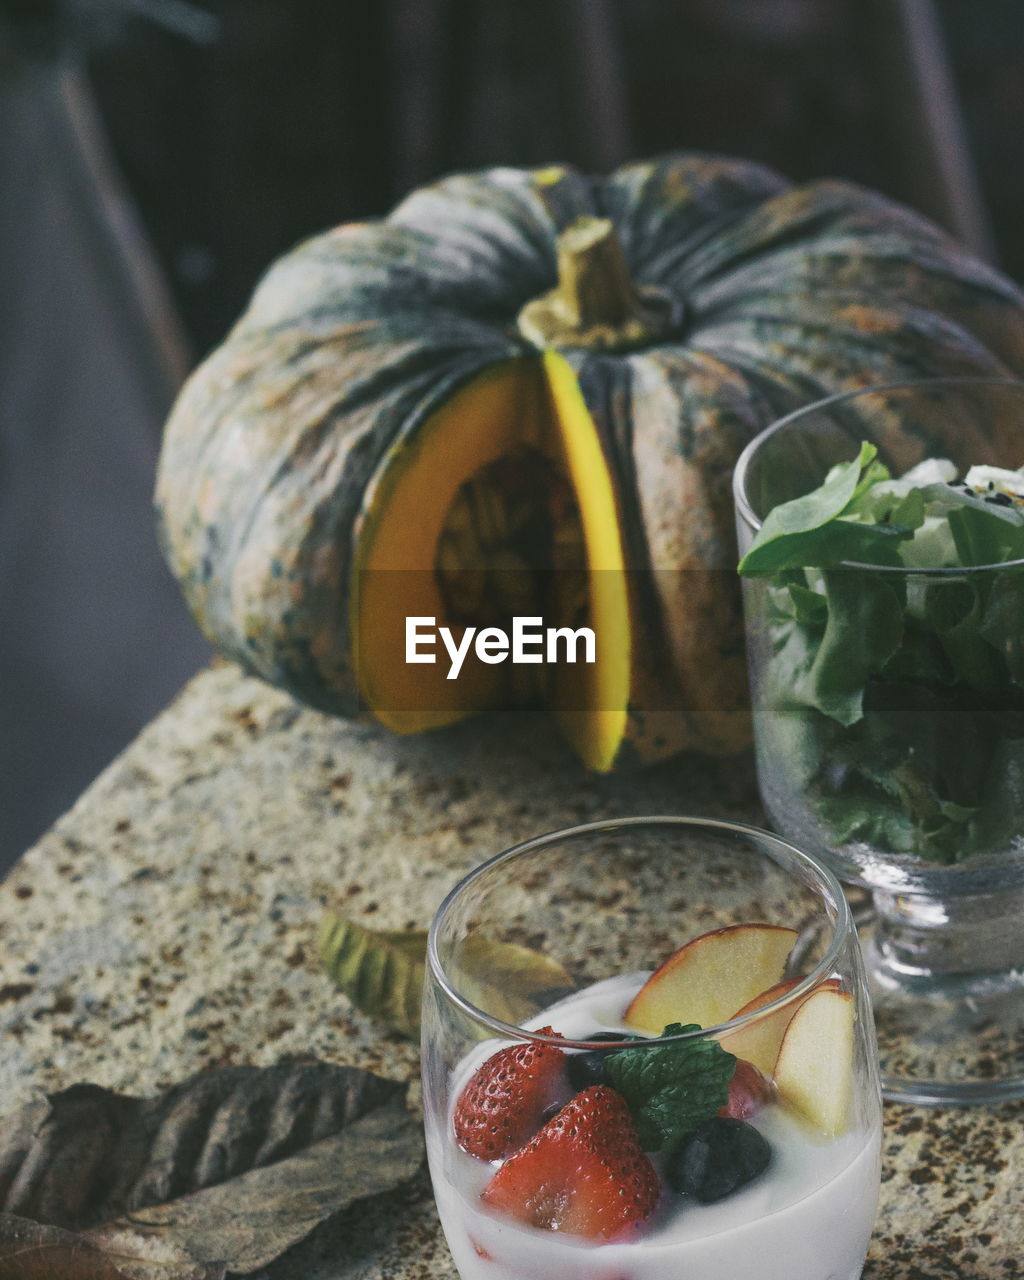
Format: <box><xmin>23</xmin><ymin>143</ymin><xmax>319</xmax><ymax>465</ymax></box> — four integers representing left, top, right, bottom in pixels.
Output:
<box><xmin>741</xmin><ymin>441</ymin><xmax>1024</xmax><ymax>863</ymax></box>
<box><xmin>948</xmin><ymin>503</ymin><xmax>1024</xmax><ymax>567</ymax></box>
<box><xmin>976</xmin><ymin>736</ymin><xmax>1024</xmax><ymax>851</ymax></box>
<box><xmin>924</xmin><ymin>578</ymin><xmax>1006</xmax><ymax>697</ymax></box>
<box><xmin>738</xmin><ymin>443</ymin><xmax>916</xmax><ymax>573</ymax></box>
<box><xmin>800</xmin><ymin>571</ymin><xmax>905</xmax><ymax>724</ymax></box>
<box><xmin>980</xmin><ymin>571</ymin><xmax>1024</xmax><ymax>683</ymax></box>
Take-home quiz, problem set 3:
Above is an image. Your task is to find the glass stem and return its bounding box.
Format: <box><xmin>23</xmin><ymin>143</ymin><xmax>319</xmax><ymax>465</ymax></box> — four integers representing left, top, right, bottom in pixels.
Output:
<box><xmin>868</xmin><ymin>884</ymin><xmax>1024</xmax><ymax>991</ymax></box>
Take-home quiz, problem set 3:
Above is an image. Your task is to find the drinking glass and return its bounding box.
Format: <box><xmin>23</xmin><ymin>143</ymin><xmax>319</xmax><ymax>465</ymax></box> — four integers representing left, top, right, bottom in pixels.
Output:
<box><xmin>733</xmin><ymin>377</ymin><xmax>1024</xmax><ymax>1104</ymax></box>
<box><xmin>423</xmin><ymin>816</ymin><xmax>881</xmax><ymax>1280</ymax></box>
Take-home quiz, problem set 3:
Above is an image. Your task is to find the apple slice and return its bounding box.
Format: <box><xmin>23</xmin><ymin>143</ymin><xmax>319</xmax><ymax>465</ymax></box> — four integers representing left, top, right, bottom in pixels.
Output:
<box><xmin>716</xmin><ymin>976</ymin><xmax>805</xmax><ymax>1073</ymax></box>
<box><xmin>718</xmin><ymin>975</ymin><xmax>844</xmax><ymax>1073</ymax></box>
<box><xmin>623</xmin><ymin>923</ymin><xmax>798</xmax><ymax>1034</ymax></box>
<box><xmin>773</xmin><ymin>986</ymin><xmax>856</xmax><ymax>1137</ymax></box>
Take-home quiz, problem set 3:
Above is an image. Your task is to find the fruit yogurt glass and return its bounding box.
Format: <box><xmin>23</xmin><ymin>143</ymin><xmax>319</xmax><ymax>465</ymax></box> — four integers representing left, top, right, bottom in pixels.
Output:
<box><xmin>422</xmin><ymin>817</ymin><xmax>883</xmax><ymax>1280</ymax></box>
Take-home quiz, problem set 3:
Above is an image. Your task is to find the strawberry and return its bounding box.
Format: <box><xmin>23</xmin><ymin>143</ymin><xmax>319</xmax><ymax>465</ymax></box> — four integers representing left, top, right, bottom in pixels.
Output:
<box><xmin>718</xmin><ymin>1058</ymin><xmax>774</xmax><ymax>1121</ymax></box>
<box><xmin>453</xmin><ymin>1027</ymin><xmax>569</xmax><ymax>1160</ymax></box>
<box><xmin>480</xmin><ymin>1085</ymin><xmax>660</xmax><ymax>1240</ymax></box>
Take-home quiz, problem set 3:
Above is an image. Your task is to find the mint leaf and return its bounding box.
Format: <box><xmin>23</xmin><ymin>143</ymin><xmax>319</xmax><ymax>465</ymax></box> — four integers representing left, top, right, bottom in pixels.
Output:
<box><xmin>604</xmin><ymin>1024</ymin><xmax>736</xmax><ymax>1155</ymax></box>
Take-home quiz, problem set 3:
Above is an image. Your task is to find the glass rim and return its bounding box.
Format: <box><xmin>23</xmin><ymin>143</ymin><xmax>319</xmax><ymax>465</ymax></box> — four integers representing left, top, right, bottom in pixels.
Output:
<box><xmin>732</xmin><ymin>375</ymin><xmax>1024</xmax><ymax>576</ymax></box>
<box><xmin>426</xmin><ymin>814</ymin><xmax>854</xmax><ymax>1049</ymax></box>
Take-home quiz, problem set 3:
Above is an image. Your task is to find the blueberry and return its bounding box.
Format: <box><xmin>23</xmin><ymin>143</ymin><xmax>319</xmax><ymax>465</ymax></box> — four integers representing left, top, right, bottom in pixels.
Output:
<box><xmin>566</xmin><ymin>1031</ymin><xmax>631</xmax><ymax>1090</ymax></box>
<box><xmin>666</xmin><ymin>1117</ymin><xmax>772</xmax><ymax>1203</ymax></box>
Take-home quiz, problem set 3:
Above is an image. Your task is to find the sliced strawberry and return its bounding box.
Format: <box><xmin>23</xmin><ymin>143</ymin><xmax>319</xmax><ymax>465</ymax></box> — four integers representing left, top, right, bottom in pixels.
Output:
<box><xmin>718</xmin><ymin>1058</ymin><xmax>774</xmax><ymax>1120</ymax></box>
<box><xmin>454</xmin><ymin>1026</ymin><xmax>569</xmax><ymax>1160</ymax></box>
<box><xmin>481</xmin><ymin>1085</ymin><xmax>660</xmax><ymax>1240</ymax></box>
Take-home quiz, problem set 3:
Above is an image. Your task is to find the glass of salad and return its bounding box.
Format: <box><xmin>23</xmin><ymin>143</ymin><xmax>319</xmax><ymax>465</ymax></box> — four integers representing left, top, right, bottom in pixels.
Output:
<box><xmin>733</xmin><ymin>377</ymin><xmax>1024</xmax><ymax>1104</ymax></box>
<box><xmin>422</xmin><ymin>817</ymin><xmax>881</xmax><ymax>1280</ymax></box>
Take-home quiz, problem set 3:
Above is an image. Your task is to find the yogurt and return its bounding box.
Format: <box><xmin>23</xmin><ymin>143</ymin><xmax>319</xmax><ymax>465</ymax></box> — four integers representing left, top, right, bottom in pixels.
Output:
<box><xmin>428</xmin><ymin>973</ymin><xmax>881</xmax><ymax>1280</ymax></box>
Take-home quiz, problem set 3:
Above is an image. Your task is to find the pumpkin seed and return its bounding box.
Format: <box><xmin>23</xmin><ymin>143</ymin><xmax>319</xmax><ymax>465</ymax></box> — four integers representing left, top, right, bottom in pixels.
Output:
<box><xmin>488</xmin><ymin>548</ymin><xmax>538</xmax><ymax>614</ymax></box>
<box><xmin>551</xmin><ymin>570</ymin><xmax>590</xmax><ymax>629</ymax></box>
<box><xmin>437</xmin><ymin>533</ymin><xmax>488</xmax><ymax>616</ymax></box>
<box><xmin>436</xmin><ymin>451</ymin><xmax>589</xmax><ymax>650</ymax></box>
<box><xmin>442</xmin><ymin>492</ymin><xmax>475</xmax><ymax>537</ymax></box>
<box><xmin>470</xmin><ymin>477</ymin><xmax>509</xmax><ymax>547</ymax></box>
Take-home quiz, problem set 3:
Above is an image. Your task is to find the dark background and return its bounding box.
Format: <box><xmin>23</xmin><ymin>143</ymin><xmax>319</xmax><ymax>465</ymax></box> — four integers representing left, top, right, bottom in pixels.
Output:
<box><xmin>2</xmin><ymin>0</ymin><xmax>1023</xmax><ymax>871</ymax></box>
<box><xmin>87</xmin><ymin>0</ymin><xmax>1024</xmax><ymax>354</ymax></box>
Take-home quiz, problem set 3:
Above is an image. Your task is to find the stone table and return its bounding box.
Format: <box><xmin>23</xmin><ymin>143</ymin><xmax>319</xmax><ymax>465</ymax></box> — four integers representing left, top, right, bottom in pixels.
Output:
<box><xmin>1</xmin><ymin>664</ymin><xmax>1021</xmax><ymax>1278</ymax></box>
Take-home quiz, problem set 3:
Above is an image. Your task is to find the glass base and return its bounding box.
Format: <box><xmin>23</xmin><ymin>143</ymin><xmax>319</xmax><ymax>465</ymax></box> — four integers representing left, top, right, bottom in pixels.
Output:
<box><xmin>757</xmin><ymin>786</ymin><xmax>1024</xmax><ymax>1106</ymax></box>
<box><xmin>858</xmin><ymin>910</ymin><xmax>1024</xmax><ymax>1105</ymax></box>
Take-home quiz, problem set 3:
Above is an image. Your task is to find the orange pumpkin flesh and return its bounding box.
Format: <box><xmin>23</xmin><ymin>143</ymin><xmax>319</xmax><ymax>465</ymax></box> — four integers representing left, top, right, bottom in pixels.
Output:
<box><xmin>353</xmin><ymin>351</ymin><xmax>637</xmax><ymax>770</ymax></box>
<box><xmin>354</xmin><ymin>360</ymin><xmax>541</xmax><ymax>734</ymax></box>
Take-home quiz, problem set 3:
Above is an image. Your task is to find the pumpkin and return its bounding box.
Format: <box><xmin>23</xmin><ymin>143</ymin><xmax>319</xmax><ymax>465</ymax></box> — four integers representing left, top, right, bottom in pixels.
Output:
<box><xmin>155</xmin><ymin>154</ymin><xmax>1024</xmax><ymax>771</ymax></box>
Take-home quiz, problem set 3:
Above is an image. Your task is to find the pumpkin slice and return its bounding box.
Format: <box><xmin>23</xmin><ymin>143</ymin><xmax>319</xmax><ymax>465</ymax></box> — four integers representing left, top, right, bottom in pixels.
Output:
<box><xmin>354</xmin><ymin>350</ymin><xmax>637</xmax><ymax>764</ymax></box>
<box><xmin>354</xmin><ymin>341</ymin><xmax>680</xmax><ymax>771</ymax></box>
<box><xmin>542</xmin><ymin>351</ymin><xmax>688</xmax><ymax>771</ymax></box>
<box><xmin>541</xmin><ymin>350</ymin><xmax>631</xmax><ymax>772</ymax></box>
<box><xmin>354</xmin><ymin>359</ymin><xmax>547</xmax><ymax>733</ymax></box>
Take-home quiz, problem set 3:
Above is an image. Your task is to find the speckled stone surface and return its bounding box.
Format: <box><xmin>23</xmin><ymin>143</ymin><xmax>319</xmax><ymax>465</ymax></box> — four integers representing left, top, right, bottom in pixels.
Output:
<box><xmin>1</xmin><ymin>664</ymin><xmax>1021</xmax><ymax>1278</ymax></box>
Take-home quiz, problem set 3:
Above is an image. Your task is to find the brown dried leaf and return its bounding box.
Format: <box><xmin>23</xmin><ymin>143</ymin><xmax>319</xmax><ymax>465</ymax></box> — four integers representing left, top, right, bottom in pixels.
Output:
<box><xmin>0</xmin><ymin>1213</ymin><xmax>222</xmax><ymax>1280</ymax></box>
<box><xmin>0</xmin><ymin>1064</ymin><xmax>401</xmax><ymax>1227</ymax></box>
<box><xmin>0</xmin><ymin>1063</ymin><xmax>422</xmax><ymax>1277</ymax></box>
<box><xmin>88</xmin><ymin>1096</ymin><xmax>420</xmax><ymax>1274</ymax></box>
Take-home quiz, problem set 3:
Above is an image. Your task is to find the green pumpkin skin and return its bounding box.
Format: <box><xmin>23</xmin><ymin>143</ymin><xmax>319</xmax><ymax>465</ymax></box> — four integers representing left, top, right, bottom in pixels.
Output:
<box><xmin>155</xmin><ymin>154</ymin><xmax>1024</xmax><ymax>764</ymax></box>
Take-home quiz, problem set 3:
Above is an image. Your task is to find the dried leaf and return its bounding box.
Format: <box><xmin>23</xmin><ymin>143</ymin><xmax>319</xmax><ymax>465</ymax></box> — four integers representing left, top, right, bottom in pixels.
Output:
<box><xmin>459</xmin><ymin>934</ymin><xmax>576</xmax><ymax>1025</ymax></box>
<box><xmin>319</xmin><ymin>917</ymin><xmax>426</xmax><ymax>1037</ymax></box>
<box><xmin>0</xmin><ymin>1215</ymin><xmax>126</xmax><ymax>1280</ymax></box>
<box><xmin>320</xmin><ymin>915</ymin><xmax>574</xmax><ymax>1034</ymax></box>
<box><xmin>88</xmin><ymin>1096</ymin><xmax>421</xmax><ymax>1274</ymax></box>
<box><xmin>0</xmin><ymin>1213</ymin><xmax>222</xmax><ymax>1280</ymax></box>
<box><xmin>0</xmin><ymin>1062</ymin><xmax>422</xmax><ymax>1278</ymax></box>
<box><xmin>0</xmin><ymin>1102</ymin><xmax>48</xmax><ymax>1209</ymax></box>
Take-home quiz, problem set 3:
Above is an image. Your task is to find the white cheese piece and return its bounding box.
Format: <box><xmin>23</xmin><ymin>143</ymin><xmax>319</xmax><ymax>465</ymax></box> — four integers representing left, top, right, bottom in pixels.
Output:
<box><xmin>899</xmin><ymin>457</ymin><xmax>957</xmax><ymax>486</ymax></box>
<box><xmin>962</xmin><ymin>464</ymin><xmax>1024</xmax><ymax>503</ymax></box>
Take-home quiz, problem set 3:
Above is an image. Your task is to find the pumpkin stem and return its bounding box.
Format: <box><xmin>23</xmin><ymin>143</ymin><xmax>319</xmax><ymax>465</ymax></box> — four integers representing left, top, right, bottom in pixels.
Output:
<box><xmin>517</xmin><ymin>216</ymin><xmax>682</xmax><ymax>353</ymax></box>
